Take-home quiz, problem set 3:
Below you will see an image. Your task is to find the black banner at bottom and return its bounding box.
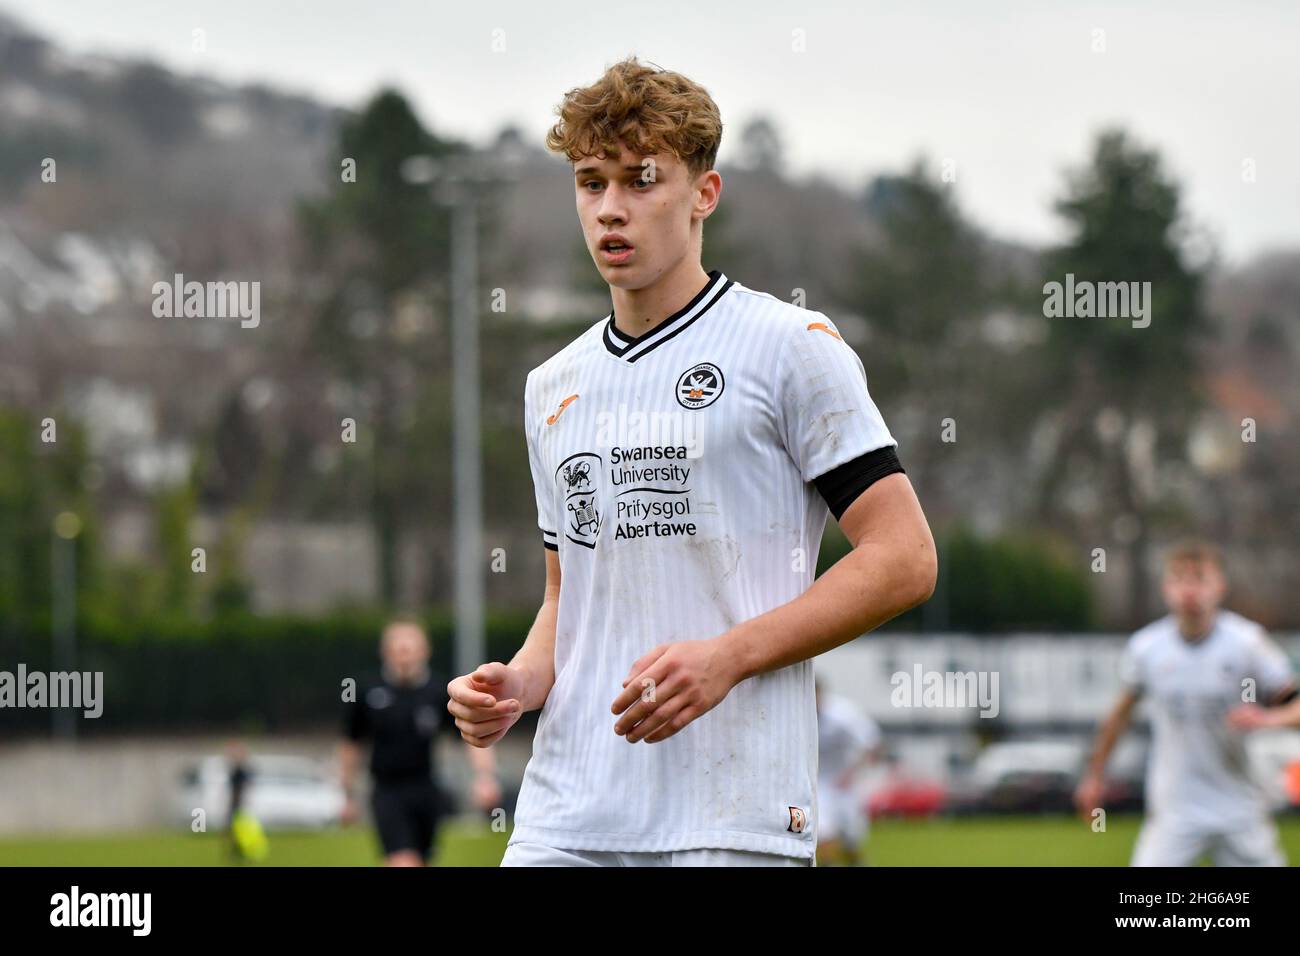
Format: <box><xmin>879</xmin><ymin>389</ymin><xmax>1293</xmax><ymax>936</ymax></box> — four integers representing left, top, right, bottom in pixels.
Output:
<box><xmin>0</xmin><ymin>865</ymin><xmax>1286</xmax><ymax>941</ymax></box>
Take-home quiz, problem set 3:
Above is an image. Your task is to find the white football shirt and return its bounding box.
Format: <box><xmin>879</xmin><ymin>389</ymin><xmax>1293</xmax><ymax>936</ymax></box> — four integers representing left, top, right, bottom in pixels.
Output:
<box><xmin>1120</xmin><ymin>609</ymin><xmax>1294</xmax><ymax>829</ymax></box>
<box><xmin>512</xmin><ymin>269</ymin><xmax>897</xmax><ymax>857</ymax></box>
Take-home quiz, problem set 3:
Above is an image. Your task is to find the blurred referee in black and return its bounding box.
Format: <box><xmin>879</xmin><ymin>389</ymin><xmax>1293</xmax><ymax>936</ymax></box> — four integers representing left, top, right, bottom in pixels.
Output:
<box><xmin>340</xmin><ymin>618</ymin><xmax>500</xmax><ymax>866</ymax></box>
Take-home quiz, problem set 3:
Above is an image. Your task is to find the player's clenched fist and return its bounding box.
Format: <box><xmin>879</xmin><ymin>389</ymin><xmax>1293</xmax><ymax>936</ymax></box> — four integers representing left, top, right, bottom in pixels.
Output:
<box><xmin>447</xmin><ymin>662</ymin><xmax>525</xmax><ymax>748</ymax></box>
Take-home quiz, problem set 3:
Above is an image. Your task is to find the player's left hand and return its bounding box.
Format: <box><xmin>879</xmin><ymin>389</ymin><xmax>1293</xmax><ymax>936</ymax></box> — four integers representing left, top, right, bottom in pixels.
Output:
<box><xmin>612</xmin><ymin>638</ymin><xmax>739</xmax><ymax>743</ymax></box>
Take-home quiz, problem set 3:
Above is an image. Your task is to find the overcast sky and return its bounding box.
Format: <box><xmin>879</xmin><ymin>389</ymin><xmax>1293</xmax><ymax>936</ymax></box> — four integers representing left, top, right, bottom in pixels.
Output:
<box><xmin>10</xmin><ymin>0</ymin><xmax>1298</xmax><ymax>263</ymax></box>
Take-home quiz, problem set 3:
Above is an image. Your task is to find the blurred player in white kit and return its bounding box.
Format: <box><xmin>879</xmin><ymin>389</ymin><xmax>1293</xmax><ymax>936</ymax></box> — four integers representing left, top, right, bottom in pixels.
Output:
<box><xmin>816</xmin><ymin>679</ymin><xmax>883</xmax><ymax>866</ymax></box>
<box><xmin>1075</xmin><ymin>539</ymin><xmax>1297</xmax><ymax>866</ymax></box>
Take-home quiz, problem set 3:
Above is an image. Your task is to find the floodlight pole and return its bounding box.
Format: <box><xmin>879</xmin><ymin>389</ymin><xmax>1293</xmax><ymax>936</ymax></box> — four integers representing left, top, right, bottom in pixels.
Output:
<box><xmin>449</xmin><ymin>188</ymin><xmax>484</xmax><ymax>678</ymax></box>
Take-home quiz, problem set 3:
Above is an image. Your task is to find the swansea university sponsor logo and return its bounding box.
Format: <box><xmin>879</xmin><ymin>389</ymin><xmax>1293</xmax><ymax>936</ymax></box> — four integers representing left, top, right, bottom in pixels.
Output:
<box><xmin>609</xmin><ymin>444</ymin><xmax>698</xmax><ymax>541</ymax></box>
<box><xmin>557</xmin><ymin>452</ymin><xmax>603</xmax><ymax>548</ymax></box>
<box><xmin>675</xmin><ymin>362</ymin><xmax>724</xmax><ymax>409</ymax></box>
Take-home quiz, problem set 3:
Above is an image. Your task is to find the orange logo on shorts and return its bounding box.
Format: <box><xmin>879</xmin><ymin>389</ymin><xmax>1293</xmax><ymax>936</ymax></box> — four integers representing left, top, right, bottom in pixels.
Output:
<box><xmin>787</xmin><ymin>806</ymin><xmax>808</xmax><ymax>833</ymax></box>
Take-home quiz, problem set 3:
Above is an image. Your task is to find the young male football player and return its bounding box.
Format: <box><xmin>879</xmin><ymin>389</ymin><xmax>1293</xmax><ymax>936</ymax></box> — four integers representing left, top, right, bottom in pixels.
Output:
<box><xmin>1075</xmin><ymin>540</ymin><xmax>1297</xmax><ymax>866</ymax></box>
<box><xmin>448</xmin><ymin>57</ymin><xmax>936</xmax><ymax>867</ymax></box>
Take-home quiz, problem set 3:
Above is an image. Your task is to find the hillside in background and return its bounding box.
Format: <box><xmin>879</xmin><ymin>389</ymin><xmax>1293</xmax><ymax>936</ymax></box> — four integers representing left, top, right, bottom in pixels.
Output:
<box><xmin>1</xmin><ymin>11</ymin><xmax>1297</xmax><ymax>626</ymax></box>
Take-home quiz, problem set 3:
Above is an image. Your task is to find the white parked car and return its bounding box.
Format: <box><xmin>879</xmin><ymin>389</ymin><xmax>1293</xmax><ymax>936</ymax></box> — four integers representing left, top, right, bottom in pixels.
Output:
<box><xmin>951</xmin><ymin>738</ymin><xmax>1147</xmax><ymax>814</ymax></box>
<box><xmin>968</xmin><ymin>740</ymin><xmax>1085</xmax><ymax>790</ymax></box>
<box><xmin>174</xmin><ymin>754</ymin><xmax>345</xmax><ymax>830</ymax></box>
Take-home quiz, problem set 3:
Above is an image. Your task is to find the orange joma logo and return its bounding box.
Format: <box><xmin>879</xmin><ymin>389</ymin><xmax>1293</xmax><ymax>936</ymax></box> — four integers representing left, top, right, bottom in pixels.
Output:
<box><xmin>787</xmin><ymin>806</ymin><xmax>808</xmax><ymax>833</ymax></box>
<box><xmin>807</xmin><ymin>322</ymin><xmax>841</xmax><ymax>340</ymax></box>
<box><xmin>546</xmin><ymin>394</ymin><xmax>579</xmax><ymax>425</ymax></box>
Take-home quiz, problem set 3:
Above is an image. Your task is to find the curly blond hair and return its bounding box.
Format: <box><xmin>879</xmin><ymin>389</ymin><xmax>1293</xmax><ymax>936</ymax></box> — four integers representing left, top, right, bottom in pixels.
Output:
<box><xmin>545</xmin><ymin>57</ymin><xmax>722</xmax><ymax>175</ymax></box>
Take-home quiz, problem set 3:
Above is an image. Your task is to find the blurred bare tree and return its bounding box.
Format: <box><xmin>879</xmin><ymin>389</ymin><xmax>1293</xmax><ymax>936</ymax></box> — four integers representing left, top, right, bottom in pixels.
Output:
<box><xmin>295</xmin><ymin>90</ymin><xmax>462</xmax><ymax>604</ymax></box>
<box><xmin>1036</xmin><ymin>129</ymin><xmax>1209</xmax><ymax>622</ymax></box>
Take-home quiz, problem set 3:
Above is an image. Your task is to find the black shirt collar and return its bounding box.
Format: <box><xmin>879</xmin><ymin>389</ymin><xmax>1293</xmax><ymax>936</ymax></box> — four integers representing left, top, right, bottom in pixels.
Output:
<box><xmin>602</xmin><ymin>269</ymin><xmax>733</xmax><ymax>363</ymax></box>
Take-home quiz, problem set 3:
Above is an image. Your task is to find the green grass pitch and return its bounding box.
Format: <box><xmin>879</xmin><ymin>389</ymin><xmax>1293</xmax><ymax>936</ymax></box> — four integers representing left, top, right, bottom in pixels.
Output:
<box><xmin>4</xmin><ymin>815</ymin><xmax>1300</xmax><ymax>866</ymax></box>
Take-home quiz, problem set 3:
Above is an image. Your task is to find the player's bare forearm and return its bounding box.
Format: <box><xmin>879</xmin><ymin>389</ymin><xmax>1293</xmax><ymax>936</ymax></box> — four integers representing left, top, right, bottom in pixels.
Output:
<box><xmin>337</xmin><ymin>740</ymin><xmax>364</xmax><ymax>824</ymax></box>
<box><xmin>337</xmin><ymin>740</ymin><xmax>362</xmax><ymax>793</ymax></box>
<box><xmin>835</xmin><ymin>746</ymin><xmax>884</xmax><ymax>786</ymax></box>
<box><xmin>719</xmin><ymin>473</ymin><xmax>937</xmax><ymax>682</ymax></box>
<box><xmin>508</xmin><ymin>615</ymin><xmax>556</xmax><ymax>713</ymax></box>
<box><xmin>611</xmin><ymin>474</ymin><xmax>934</xmax><ymax>744</ymax></box>
<box><xmin>1267</xmin><ymin>695</ymin><xmax>1300</xmax><ymax>726</ymax></box>
<box><xmin>1083</xmin><ymin>690</ymin><xmax>1138</xmax><ymax>779</ymax></box>
<box><xmin>1229</xmin><ymin>684</ymin><xmax>1300</xmax><ymax>729</ymax></box>
<box><xmin>465</xmin><ymin>741</ymin><xmax>496</xmax><ymax>772</ymax></box>
<box><xmin>448</xmin><ymin>549</ymin><xmax>558</xmax><ymax>746</ymax></box>
<box><xmin>857</xmin><ymin>745</ymin><xmax>884</xmax><ymax>770</ymax></box>
<box><xmin>508</xmin><ymin>548</ymin><xmax>561</xmax><ymax>713</ymax></box>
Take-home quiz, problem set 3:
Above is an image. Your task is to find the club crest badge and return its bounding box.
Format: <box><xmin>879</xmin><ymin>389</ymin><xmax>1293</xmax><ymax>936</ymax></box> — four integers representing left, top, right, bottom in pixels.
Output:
<box><xmin>676</xmin><ymin>362</ymin><xmax>725</xmax><ymax>409</ymax></box>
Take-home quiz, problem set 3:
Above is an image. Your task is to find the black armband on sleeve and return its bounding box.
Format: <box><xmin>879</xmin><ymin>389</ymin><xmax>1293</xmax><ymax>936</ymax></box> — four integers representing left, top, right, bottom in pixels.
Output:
<box><xmin>813</xmin><ymin>445</ymin><xmax>905</xmax><ymax>520</ymax></box>
<box><xmin>1266</xmin><ymin>684</ymin><xmax>1299</xmax><ymax>706</ymax></box>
